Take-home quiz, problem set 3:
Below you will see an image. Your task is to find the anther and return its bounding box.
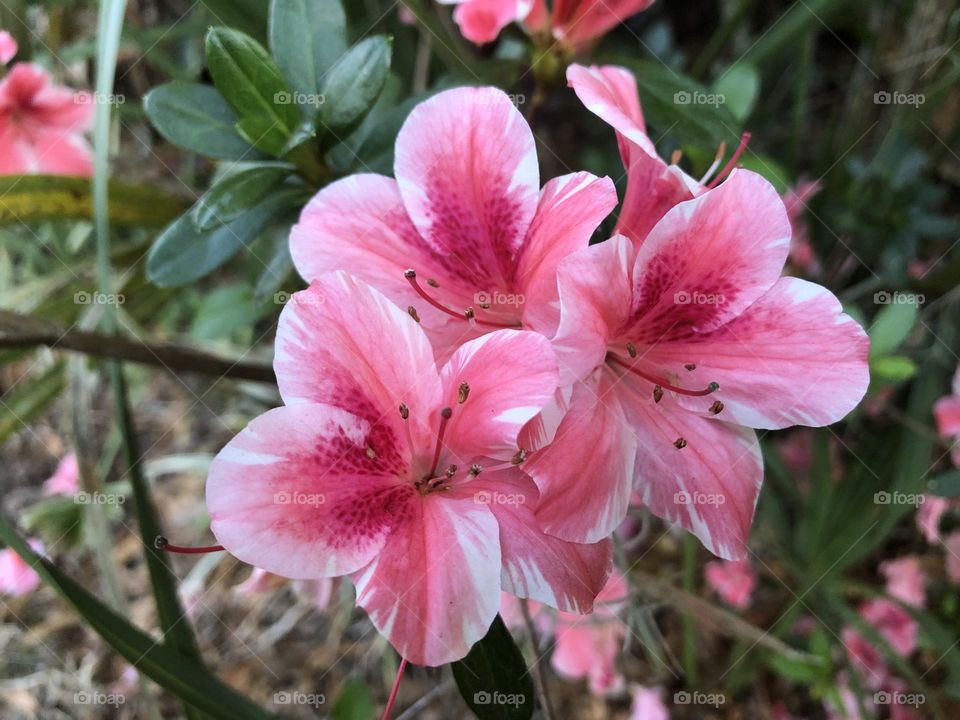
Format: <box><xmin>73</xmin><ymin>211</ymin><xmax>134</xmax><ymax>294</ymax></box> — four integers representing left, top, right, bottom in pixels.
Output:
<box><xmin>426</xmin><ymin>278</ymin><xmax>440</xmax><ymax>288</ymax></box>
<box><xmin>674</xmin><ymin>438</ymin><xmax>687</xmax><ymax>449</ymax></box>
<box><xmin>709</xmin><ymin>400</ymin><xmax>724</xmax><ymax>415</ymax></box>
<box><xmin>465</xmin><ymin>307</ymin><xmax>475</xmax><ymax>320</ymax></box>
<box><xmin>670</xmin><ymin>149</ymin><xmax>683</xmax><ymax>165</ymax></box>
<box><xmin>468</xmin><ymin>464</ymin><xmax>483</xmax><ymax>477</ymax></box>
<box><xmin>404</xmin><ymin>268</ymin><xmax>519</xmax><ymax>329</ymax></box>
<box><xmin>366</xmin><ymin>446</ymin><xmax>377</xmax><ymax>460</ymax></box>
<box><xmin>684</xmin><ymin>363</ymin><xmax>696</xmax><ymax>371</ymax></box>
<box><xmin>511</xmin><ymin>449</ymin><xmax>528</xmax><ymax>465</ymax></box>
<box><xmin>458</xmin><ymin>382</ymin><xmax>470</xmax><ymax>404</ymax></box>
<box><xmin>407</xmin><ymin>306</ymin><xmax>420</xmax><ymax>323</ymax></box>
<box><xmin>399</xmin><ymin>403</ymin><xmax>409</xmax><ymax>420</ymax></box>
<box><xmin>444</xmin><ymin>464</ymin><xmax>457</xmax><ymax>478</ymax></box>
<box><xmin>626</xmin><ymin>342</ymin><xmax>637</xmax><ymax>358</ymax></box>
<box><xmin>155</xmin><ymin>536</ymin><xmax>225</xmax><ymax>554</ymax></box>
<box><xmin>653</xmin><ymin>385</ymin><xmax>663</xmax><ymax>403</ymax></box>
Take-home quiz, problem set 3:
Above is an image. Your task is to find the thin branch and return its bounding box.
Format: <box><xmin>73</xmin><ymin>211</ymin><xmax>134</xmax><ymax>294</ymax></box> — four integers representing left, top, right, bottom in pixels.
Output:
<box><xmin>520</xmin><ymin>599</ymin><xmax>557</xmax><ymax>720</ymax></box>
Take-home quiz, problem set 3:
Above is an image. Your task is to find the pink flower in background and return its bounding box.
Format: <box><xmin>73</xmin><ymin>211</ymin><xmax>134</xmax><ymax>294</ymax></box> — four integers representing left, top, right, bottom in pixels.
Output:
<box><xmin>0</xmin><ymin>62</ymin><xmax>93</xmax><ymax>176</ymax></box>
<box><xmin>934</xmin><ymin>364</ymin><xmax>960</xmax><ymax>467</ymax></box>
<box><xmin>235</xmin><ymin>568</ymin><xmax>339</xmax><ymax>610</ymax></box>
<box><xmin>291</xmin><ymin>86</ymin><xmax>616</xmax><ymax>361</ymax></box>
<box><xmin>551</xmin><ymin>570</ymin><xmax>628</xmax><ymax>696</ymax></box>
<box><xmin>441</xmin><ymin>0</ymin><xmax>533</xmax><ymax>44</ymax></box>
<box><xmin>527</xmin><ymin>168</ymin><xmax>870</xmax><ymax>556</ymax></box>
<box><xmin>0</xmin><ymin>31</ymin><xmax>17</xmax><ymax>65</ymax></box>
<box><xmin>860</xmin><ymin>598</ymin><xmax>918</xmax><ymax>657</ymax></box>
<box><xmin>42</xmin><ymin>452</ymin><xmax>79</xmax><ymax>496</ymax></box>
<box><xmin>704</xmin><ymin>559</ymin><xmax>756</xmax><ymax>609</ymax></box>
<box><xmin>944</xmin><ymin>531</ymin><xmax>960</xmax><ymax>583</ymax></box>
<box><xmin>842</xmin><ymin>626</ymin><xmax>888</xmax><ymax>691</ymax></box>
<box><xmin>207</xmin><ymin>272</ymin><xmax>611</xmax><ymax>666</ymax></box>
<box><xmin>916</xmin><ymin>495</ymin><xmax>952</xmax><ymax>544</ymax></box>
<box><xmin>783</xmin><ymin>180</ymin><xmax>822</xmax><ymax>275</ymax></box>
<box><xmin>630</xmin><ymin>685</ymin><xmax>669</xmax><ymax>720</ymax></box>
<box><xmin>880</xmin><ymin>556</ymin><xmax>925</xmax><ymax>608</ymax></box>
<box><xmin>0</xmin><ymin>539</ymin><xmax>43</xmax><ymax>596</ymax></box>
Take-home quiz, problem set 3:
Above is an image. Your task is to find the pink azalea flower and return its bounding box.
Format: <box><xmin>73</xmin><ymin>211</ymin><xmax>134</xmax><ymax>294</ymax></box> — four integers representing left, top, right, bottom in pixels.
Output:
<box><xmin>934</xmin><ymin>364</ymin><xmax>960</xmax><ymax>467</ymax></box>
<box><xmin>916</xmin><ymin>494</ymin><xmax>952</xmax><ymax>544</ymax></box>
<box><xmin>291</xmin><ymin>86</ymin><xmax>617</xmax><ymax>361</ymax></box>
<box><xmin>42</xmin><ymin>452</ymin><xmax>80</xmax><ymax>496</ymax></box>
<box><xmin>630</xmin><ymin>685</ymin><xmax>669</xmax><ymax>720</ymax></box>
<box><xmin>526</xmin><ymin>0</ymin><xmax>657</xmax><ymax>50</ymax></box>
<box><xmin>206</xmin><ymin>272</ymin><xmax>611</xmax><ymax>666</ymax></box>
<box><xmin>440</xmin><ymin>0</ymin><xmax>533</xmax><ymax>44</ymax></box>
<box><xmin>551</xmin><ymin>570</ymin><xmax>628</xmax><ymax>696</ymax></box>
<box><xmin>860</xmin><ymin>598</ymin><xmax>918</xmax><ymax>657</ymax></box>
<box><xmin>842</xmin><ymin>626</ymin><xmax>889</xmax><ymax>691</ymax></box>
<box><xmin>527</xmin><ymin>166</ymin><xmax>869</xmax><ymax>555</ymax></box>
<box><xmin>879</xmin><ymin>556</ymin><xmax>925</xmax><ymax>608</ymax></box>
<box><xmin>0</xmin><ymin>62</ymin><xmax>93</xmax><ymax>176</ymax></box>
<box><xmin>0</xmin><ymin>31</ymin><xmax>17</xmax><ymax>65</ymax></box>
<box><xmin>0</xmin><ymin>539</ymin><xmax>43</xmax><ymax>596</ymax></box>
<box><xmin>704</xmin><ymin>558</ymin><xmax>756</xmax><ymax>609</ymax></box>
<box><xmin>944</xmin><ymin>531</ymin><xmax>960</xmax><ymax>583</ymax></box>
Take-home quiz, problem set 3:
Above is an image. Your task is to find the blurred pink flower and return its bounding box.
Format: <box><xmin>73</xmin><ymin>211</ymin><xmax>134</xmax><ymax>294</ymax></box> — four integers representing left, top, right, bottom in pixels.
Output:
<box><xmin>704</xmin><ymin>559</ymin><xmax>756</xmax><ymax>609</ymax></box>
<box><xmin>630</xmin><ymin>684</ymin><xmax>669</xmax><ymax>720</ymax></box>
<box><xmin>842</xmin><ymin>626</ymin><xmax>888</xmax><ymax>691</ymax></box>
<box><xmin>0</xmin><ymin>62</ymin><xmax>93</xmax><ymax>176</ymax></box>
<box><xmin>42</xmin><ymin>452</ymin><xmax>79</xmax><ymax>496</ymax></box>
<box><xmin>782</xmin><ymin>180</ymin><xmax>822</xmax><ymax>276</ymax></box>
<box><xmin>0</xmin><ymin>30</ymin><xmax>17</xmax><ymax>65</ymax></box>
<box><xmin>933</xmin><ymin>364</ymin><xmax>960</xmax><ymax>467</ymax></box>
<box><xmin>442</xmin><ymin>0</ymin><xmax>532</xmax><ymax>44</ymax></box>
<box><xmin>944</xmin><ymin>531</ymin><xmax>960</xmax><ymax>583</ymax></box>
<box><xmin>879</xmin><ymin>556</ymin><xmax>925</xmax><ymax>608</ymax></box>
<box><xmin>860</xmin><ymin>598</ymin><xmax>918</xmax><ymax>657</ymax></box>
<box><xmin>776</xmin><ymin>429</ymin><xmax>814</xmax><ymax>476</ymax></box>
<box><xmin>0</xmin><ymin>539</ymin><xmax>43</xmax><ymax>596</ymax></box>
<box><xmin>916</xmin><ymin>495</ymin><xmax>952</xmax><ymax>544</ymax></box>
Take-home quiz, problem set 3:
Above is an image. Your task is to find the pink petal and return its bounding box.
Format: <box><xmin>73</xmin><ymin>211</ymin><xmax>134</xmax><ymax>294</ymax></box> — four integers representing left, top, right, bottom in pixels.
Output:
<box><xmin>25</xmin><ymin>126</ymin><xmax>93</xmax><ymax>176</ymax></box>
<box><xmin>551</xmin><ymin>615</ymin><xmax>625</xmax><ymax>696</ymax></box>
<box><xmin>526</xmin><ymin>372</ymin><xmax>636</xmax><ymax>543</ymax></box>
<box><xmin>704</xmin><ymin>559</ymin><xmax>756</xmax><ymax>609</ymax></box>
<box><xmin>0</xmin><ymin>31</ymin><xmax>17</xmax><ymax>65</ymax></box>
<box><xmin>275</xmin><ymin>273</ymin><xmax>442</xmax><ymax>453</ymax></box>
<box><xmin>860</xmin><ymin>598</ymin><xmax>918</xmax><ymax>657</ymax></box>
<box><xmin>448</xmin><ymin>0</ymin><xmax>529</xmax><ymax>44</ymax></box>
<box><xmin>945</xmin><ymin>530</ymin><xmax>960</xmax><ymax>583</ymax></box>
<box><xmin>440</xmin><ymin>329</ymin><xmax>558</xmax><ymax>461</ymax></box>
<box><xmin>515</xmin><ymin>171</ymin><xmax>617</xmax><ymax>334</ymax></box>
<box><xmin>630</xmin><ymin>686</ymin><xmax>670</xmax><ymax>720</ymax></box>
<box><xmin>623</xmin><ymin>393</ymin><xmax>763</xmax><ymax>559</ymax></box>
<box><xmin>566</xmin><ymin>63</ymin><xmax>651</xmax><ymax>150</ymax></box>
<box><xmin>0</xmin><ymin>542</ymin><xmax>42</xmax><ymax>596</ymax></box>
<box><xmin>352</xmin><ymin>493</ymin><xmax>501</xmax><ymax>665</ymax></box>
<box><xmin>207</xmin><ymin>404</ymin><xmax>412</xmax><ymax>579</ymax></box>
<box><xmin>916</xmin><ymin>495</ymin><xmax>951</xmax><ymax>544</ymax></box>
<box><xmin>553</xmin><ymin>0</ymin><xmax>656</xmax><ymax>47</ymax></box>
<box><xmin>394</xmin><ymin>87</ymin><xmax>539</xmax><ymax>297</ymax></box>
<box><xmin>627</xmin><ymin>169</ymin><xmax>791</xmax><ymax>341</ymax></box>
<box><xmin>42</xmin><ymin>452</ymin><xmax>80</xmax><ymax>496</ymax></box>
<box><xmin>934</xmin><ymin>395</ymin><xmax>960</xmax><ymax>467</ymax></box>
<box><xmin>879</xmin><ymin>556</ymin><xmax>926</xmax><ymax>609</ymax></box>
<box><xmin>462</xmin><ymin>470</ymin><xmax>612</xmax><ymax>613</ymax></box>
<box><xmin>647</xmin><ymin>277</ymin><xmax>870</xmax><ymax>429</ymax></box>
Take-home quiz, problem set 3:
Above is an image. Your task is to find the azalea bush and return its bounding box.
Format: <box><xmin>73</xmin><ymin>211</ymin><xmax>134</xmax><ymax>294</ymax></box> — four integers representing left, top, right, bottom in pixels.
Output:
<box><xmin>1</xmin><ymin>0</ymin><xmax>959</xmax><ymax>718</ymax></box>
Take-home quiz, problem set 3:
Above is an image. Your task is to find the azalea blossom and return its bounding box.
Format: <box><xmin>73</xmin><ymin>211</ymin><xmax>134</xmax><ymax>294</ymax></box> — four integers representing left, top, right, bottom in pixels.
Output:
<box><xmin>234</xmin><ymin>567</ymin><xmax>338</xmax><ymax>610</ymax></box>
<box><xmin>945</xmin><ymin>531</ymin><xmax>960</xmax><ymax>583</ymax></box>
<box><xmin>783</xmin><ymin>180</ymin><xmax>822</xmax><ymax>275</ymax></box>
<box><xmin>934</xmin><ymin>363</ymin><xmax>960</xmax><ymax>467</ymax></box>
<box><xmin>879</xmin><ymin>556</ymin><xmax>926</xmax><ymax>608</ymax></box>
<box><xmin>206</xmin><ymin>272</ymin><xmax>611</xmax><ymax>666</ymax></box>
<box><xmin>0</xmin><ymin>62</ymin><xmax>93</xmax><ymax>176</ymax></box>
<box><xmin>439</xmin><ymin>0</ymin><xmax>533</xmax><ymax>44</ymax></box>
<box><xmin>42</xmin><ymin>452</ymin><xmax>80</xmax><ymax>496</ymax></box>
<box><xmin>0</xmin><ymin>30</ymin><xmax>16</xmax><ymax>65</ymax></box>
<box><xmin>916</xmin><ymin>494</ymin><xmax>952</xmax><ymax>544</ymax></box>
<box><xmin>704</xmin><ymin>558</ymin><xmax>756</xmax><ymax>609</ymax></box>
<box><xmin>0</xmin><ymin>539</ymin><xmax>43</xmax><ymax>596</ymax></box>
<box><xmin>630</xmin><ymin>685</ymin><xmax>670</xmax><ymax>720</ymax></box>
<box><xmin>291</xmin><ymin>85</ymin><xmax>616</xmax><ymax>361</ymax></box>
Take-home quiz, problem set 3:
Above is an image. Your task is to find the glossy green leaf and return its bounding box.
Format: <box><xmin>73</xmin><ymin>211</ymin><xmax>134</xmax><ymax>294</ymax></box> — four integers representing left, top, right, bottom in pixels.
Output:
<box><xmin>0</xmin><ymin>518</ymin><xmax>275</xmax><ymax>720</ymax></box>
<box><xmin>713</xmin><ymin>64</ymin><xmax>760</xmax><ymax>122</ymax></box>
<box><xmin>0</xmin><ymin>362</ymin><xmax>64</xmax><ymax>444</ymax></box>
<box><xmin>869</xmin><ymin>301</ymin><xmax>918</xmax><ymax>357</ymax></box>
<box><xmin>269</xmin><ymin>0</ymin><xmax>347</xmax><ymax>104</ymax></box>
<box><xmin>319</xmin><ymin>36</ymin><xmax>392</xmax><ymax>135</ymax></box>
<box><xmin>452</xmin><ymin>615</ymin><xmax>533</xmax><ymax>720</ymax></box>
<box><xmin>870</xmin><ymin>355</ymin><xmax>917</xmax><ymax>383</ymax></box>
<box><xmin>144</xmin><ymin>82</ymin><xmax>262</xmax><ymax>160</ymax></box>
<box><xmin>192</xmin><ymin>164</ymin><xmax>293</xmax><ymax>231</ymax></box>
<box><xmin>927</xmin><ymin>470</ymin><xmax>960</xmax><ymax>497</ymax></box>
<box><xmin>205</xmin><ymin>27</ymin><xmax>299</xmax><ymax>155</ymax></box>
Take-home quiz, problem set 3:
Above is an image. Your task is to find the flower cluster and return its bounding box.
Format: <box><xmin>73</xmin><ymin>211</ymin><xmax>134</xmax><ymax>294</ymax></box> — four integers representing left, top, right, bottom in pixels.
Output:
<box><xmin>206</xmin><ymin>65</ymin><xmax>869</xmax><ymax>666</ymax></box>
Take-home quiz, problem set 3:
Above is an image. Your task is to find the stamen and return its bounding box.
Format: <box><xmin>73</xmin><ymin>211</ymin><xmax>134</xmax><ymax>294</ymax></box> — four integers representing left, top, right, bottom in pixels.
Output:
<box><xmin>684</xmin><ymin>363</ymin><xmax>697</xmax><ymax>371</ymax></box>
<box><xmin>404</xmin><ymin>269</ymin><xmax>518</xmax><ymax>329</ymax></box>
<box><xmin>709</xmin><ymin>400</ymin><xmax>724</xmax><ymax>415</ymax></box>
<box><xmin>626</xmin><ymin>342</ymin><xmax>637</xmax><ymax>358</ymax></box>
<box><xmin>444</xmin><ymin>464</ymin><xmax>457</xmax><ymax>478</ymax></box>
<box><xmin>366</xmin><ymin>446</ymin><xmax>377</xmax><ymax>460</ymax></box>
<box><xmin>464</xmin><ymin>307</ymin><xmax>475</xmax><ymax>321</ymax></box>
<box><xmin>428</xmin><ymin>407</ymin><xmax>453</xmax><ymax>477</ymax></box>
<box><xmin>458</xmin><ymin>382</ymin><xmax>470</xmax><ymax>404</ymax></box>
<box><xmin>610</xmin><ymin>355</ymin><xmax>719</xmax><ymax>397</ymax></box>
<box><xmin>154</xmin><ymin>536</ymin><xmax>225</xmax><ymax>554</ymax></box>
<box><xmin>653</xmin><ymin>385</ymin><xmax>664</xmax><ymax>403</ymax></box>
<box><xmin>426</xmin><ymin>278</ymin><xmax>440</xmax><ymax>288</ymax></box>
<box><xmin>468</xmin><ymin>464</ymin><xmax>483</xmax><ymax>477</ymax></box>
<box><xmin>699</xmin><ymin>141</ymin><xmax>726</xmax><ymax>184</ymax></box>
<box><xmin>670</xmin><ymin>149</ymin><xmax>683</xmax><ymax>165</ymax></box>
<box><xmin>706</xmin><ymin>132</ymin><xmax>751</xmax><ymax>189</ymax></box>
<box><xmin>674</xmin><ymin>438</ymin><xmax>687</xmax><ymax>449</ymax></box>
<box><xmin>407</xmin><ymin>306</ymin><xmax>420</xmax><ymax>323</ymax></box>
<box><xmin>399</xmin><ymin>403</ymin><xmax>409</xmax><ymax>420</ymax></box>
<box><xmin>511</xmin><ymin>449</ymin><xmax>528</xmax><ymax>465</ymax></box>
<box><xmin>381</xmin><ymin>657</ymin><xmax>408</xmax><ymax>720</ymax></box>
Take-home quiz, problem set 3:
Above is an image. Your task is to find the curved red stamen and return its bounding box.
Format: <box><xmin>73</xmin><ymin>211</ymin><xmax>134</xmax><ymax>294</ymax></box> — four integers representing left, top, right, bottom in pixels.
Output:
<box><xmin>154</xmin><ymin>536</ymin><xmax>225</xmax><ymax>554</ymax></box>
<box><xmin>609</xmin><ymin>355</ymin><xmax>718</xmax><ymax>397</ymax></box>
<box><xmin>382</xmin><ymin>657</ymin><xmax>408</xmax><ymax>720</ymax></box>
<box><xmin>428</xmin><ymin>407</ymin><xmax>452</xmax><ymax>478</ymax></box>
<box><xmin>706</xmin><ymin>131</ymin><xmax>751</xmax><ymax>189</ymax></box>
<box><xmin>404</xmin><ymin>269</ymin><xmax>518</xmax><ymax>329</ymax></box>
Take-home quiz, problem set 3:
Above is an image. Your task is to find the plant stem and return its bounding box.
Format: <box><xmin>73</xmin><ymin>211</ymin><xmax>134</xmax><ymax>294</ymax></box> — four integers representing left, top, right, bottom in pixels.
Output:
<box><xmin>520</xmin><ymin>599</ymin><xmax>556</xmax><ymax>720</ymax></box>
<box><xmin>681</xmin><ymin>533</ymin><xmax>699</xmax><ymax>686</ymax></box>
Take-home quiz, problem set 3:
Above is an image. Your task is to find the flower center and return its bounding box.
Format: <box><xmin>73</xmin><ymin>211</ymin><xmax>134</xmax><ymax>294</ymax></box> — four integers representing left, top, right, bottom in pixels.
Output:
<box><xmin>403</xmin><ymin>269</ymin><xmax>521</xmax><ymax>329</ymax></box>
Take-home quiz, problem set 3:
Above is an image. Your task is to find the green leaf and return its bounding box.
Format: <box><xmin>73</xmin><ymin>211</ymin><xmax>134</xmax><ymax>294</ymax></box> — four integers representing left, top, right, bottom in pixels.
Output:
<box><xmin>0</xmin><ymin>175</ymin><xmax>187</xmax><ymax>227</ymax></box>
<box><xmin>712</xmin><ymin>64</ymin><xmax>760</xmax><ymax>122</ymax></box>
<box><xmin>319</xmin><ymin>36</ymin><xmax>392</xmax><ymax>135</ymax></box>
<box><xmin>190</xmin><ymin>284</ymin><xmax>261</xmax><ymax>340</ymax></box>
<box><xmin>147</xmin><ymin>186</ymin><xmax>306</xmax><ymax>287</ymax></box>
<box><xmin>927</xmin><ymin>470</ymin><xmax>960</xmax><ymax>497</ymax></box>
<box><xmin>22</xmin><ymin>496</ymin><xmax>86</xmax><ymax>548</ymax></box>
<box><xmin>0</xmin><ymin>518</ymin><xmax>275</xmax><ymax>720</ymax></box>
<box><xmin>0</xmin><ymin>362</ymin><xmax>64</xmax><ymax>444</ymax></box>
<box><xmin>253</xmin><ymin>224</ymin><xmax>295</xmax><ymax>303</ymax></box>
<box><xmin>200</xmin><ymin>0</ymin><xmax>269</xmax><ymax>42</ymax></box>
<box><xmin>869</xmin><ymin>301</ymin><xmax>918</xmax><ymax>357</ymax></box>
<box><xmin>144</xmin><ymin>82</ymin><xmax>263</xmax><ymax>160</ymax></box>
<box><xmin>192</xmin><ymin>164</ymin><xmax>293</xmax><ymax>231</ymax></box>
<box><xmin>452</xmin><ymin>615</ymin><xmax>534</xmax><ymax>720</ymax></box>
<box><xmin>269</xmin><ymin>0</ymin><xmax>347</xmax><ymax>105</ymax></box>
<box><xmin>205</xmin><ymin>27</ymin><xmax>299</xmax><ymax>155</ymax></box>
<box><xmin>870</xmin><ymin>355</ymin><xmax>917</xmax><ymax>384</ymax></box>
<box><xmin>331</xmin><ymin>678</ymin><xmax>376</xmax><ymax>720</ymax></box>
